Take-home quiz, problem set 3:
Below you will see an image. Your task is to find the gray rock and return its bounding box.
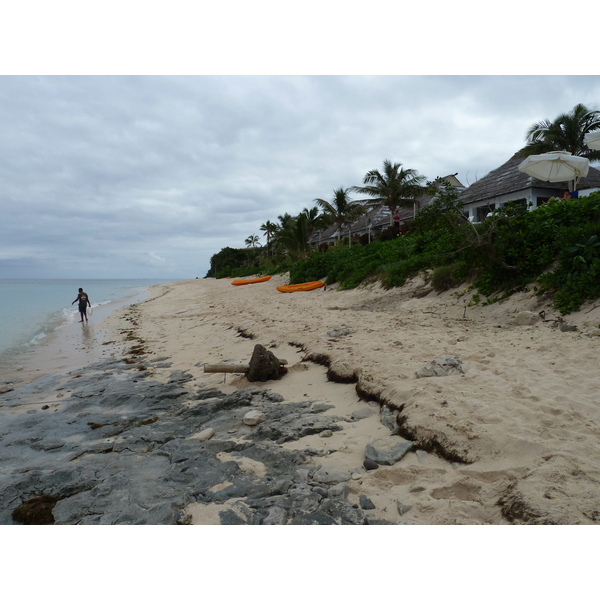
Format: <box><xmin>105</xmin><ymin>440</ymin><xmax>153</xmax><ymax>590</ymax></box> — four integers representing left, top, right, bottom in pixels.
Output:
<box><xmin>351</xmin><ymin>407</ymin><xmax>375</xmax><ymax>420</ymax></box>
<box><xmin>219</xmin><ymin>509</ymin><xmax>247</xmax><ymax>525</ymax></box>
<box><xmin>396</xmin><ymin>499</ymin><xmax>413</xmax><ymax>516</ymax></box>
<box><xmin>290</xmin><ymin>511</ymin><xmax>337</xmax><ymax>525</ymax></box>
<box><xmin>415</xmin><ymin>355</ymin><xmax>466</xmax><ymax>378</ymax></box>
<box><xmin>261</xmin><ymin>505</ymin><xmax>288</xmax><ymax>525</ymax></box>
<box><xmin>380</xmin><ymin>405</ymin><xmax>400</xmax><ymax>434</ymax></box>
<box><xmin>365</xmin><ymin>437</ymin><xmax>413</xmax><ymax>466</ymax></box>
<box><xmin>363</xmin><ymin>458</ymin><xmax>379</xmax><ymax>471</ymax></box>
<box><xmin>327</xmin><ymin>482</ymin><xmax>349</xmax><ymax>499</ymax></box>
<box><xmin>326</xmin><ymin>325</ymin><xmax>357</xmax><ymax>338</ymax></box>
<box><xmin>312</xmin><ymin>465</ymin><xmax>352</xmax><ymax>484</ymax></box>
<box><xmin>359</xmin><ymin>495</ymin><xmax>376</xmax><ymax>510</ymax></box>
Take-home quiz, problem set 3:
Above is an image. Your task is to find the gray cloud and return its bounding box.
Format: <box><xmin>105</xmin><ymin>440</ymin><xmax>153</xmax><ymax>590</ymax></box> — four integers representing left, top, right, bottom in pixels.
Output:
<box><xmin>1</xmin><ymin>75</ymin><xmax>600</xmax><ymax>279</ymax></box>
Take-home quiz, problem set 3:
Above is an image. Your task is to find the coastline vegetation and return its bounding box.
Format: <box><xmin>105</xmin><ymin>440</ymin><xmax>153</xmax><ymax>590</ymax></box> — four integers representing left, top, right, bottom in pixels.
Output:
<box><xmin>207</xmin><ymin>185</ymin><xmax>600</xmax><ymax>315</ymax></box>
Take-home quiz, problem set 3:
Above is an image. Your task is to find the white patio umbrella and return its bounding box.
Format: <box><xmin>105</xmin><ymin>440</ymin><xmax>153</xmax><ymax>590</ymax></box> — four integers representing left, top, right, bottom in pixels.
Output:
<box><xmin>584</xmin><ymin>130</ymin><xmax>600</xmax><ymax>151</ymax></box>
<box><xmin>518</xmin><ymin>151</ymin><xmax>590</xmax><ymax>191</ymax></box>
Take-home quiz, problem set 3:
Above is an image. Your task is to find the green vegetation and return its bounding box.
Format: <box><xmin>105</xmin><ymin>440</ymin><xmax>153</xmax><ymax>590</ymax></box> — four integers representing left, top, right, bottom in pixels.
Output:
<box><xmin>208</xmin><ymin>186</ymin><xmax>600</xmax><ymax>315</ymax></box>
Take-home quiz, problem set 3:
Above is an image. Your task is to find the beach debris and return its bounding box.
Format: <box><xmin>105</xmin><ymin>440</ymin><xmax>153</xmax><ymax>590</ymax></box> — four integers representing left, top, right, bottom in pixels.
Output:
<box><xmin>203</xmin><ymin>344</ymin><xmax>288</xmax><ymax>382</ymax></box>
<box><xmin>327</xmin><ymin>324</ymin><xmax>357</xmax><ymax>338</ymax></box>
<box><xmin>415</xmin><ymin>355</ymin><xmax>466</xmax><ymax>378</ymax></box>
<box><xmin>247</xmin><ymin>344</ymin><xmax>287</xmax><ymax>382</ymax></box>
<box><xmin>243</xmin><ymin>409</ymin><xmax>266</xmax><ymax>426</ymax></box>
<box><xmin>0</xmin><ymin>385</ymin><xmax>15</xmax><ymax>395</ymax></box>
<box><xmin>365</xmin><ymin>437</ymin><xmax>413</xmax><ymax>466</ymax></box>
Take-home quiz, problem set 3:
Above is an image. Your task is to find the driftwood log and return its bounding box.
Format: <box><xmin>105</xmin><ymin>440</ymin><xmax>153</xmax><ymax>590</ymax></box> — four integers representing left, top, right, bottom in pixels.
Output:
<box><xmin>204</xmin><ymin>344</ymin><xmax>288</xmax><ymax>382</ymax></box>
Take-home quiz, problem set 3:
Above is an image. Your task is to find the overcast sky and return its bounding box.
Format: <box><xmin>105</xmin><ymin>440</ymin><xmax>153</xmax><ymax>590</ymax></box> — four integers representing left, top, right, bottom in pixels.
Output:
<box><xmin>1</xmin><ymin>75</ymin><xmax>599</xmax><ymax>279</ymax></box>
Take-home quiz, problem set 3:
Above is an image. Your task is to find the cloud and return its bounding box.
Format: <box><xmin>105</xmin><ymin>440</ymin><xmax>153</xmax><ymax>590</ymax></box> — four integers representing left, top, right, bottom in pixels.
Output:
<box><xmin>1</xmin><ymin>75</ymin><xmax>600</xmax><ymax>279</ymax></box>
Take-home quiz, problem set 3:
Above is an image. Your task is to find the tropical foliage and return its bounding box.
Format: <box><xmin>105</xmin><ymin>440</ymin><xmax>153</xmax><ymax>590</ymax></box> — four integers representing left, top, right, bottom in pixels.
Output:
<box><xmin>523</xmin><ymin>103</ymin><xmax>600</xmax><ymax>160</ymax></box>
<box><xmin>351</xmin><ymin>160</ymin><xmax>428</xmax><ymax>225</ymax></box>
<box><xmin>314</xmin><ymin>187</ymin><xmax>366</xmax><ymax>243</ymax></box>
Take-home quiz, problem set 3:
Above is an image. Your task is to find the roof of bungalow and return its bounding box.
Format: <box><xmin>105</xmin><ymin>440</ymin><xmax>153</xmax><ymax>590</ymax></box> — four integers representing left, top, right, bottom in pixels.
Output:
<box><xmin>459</xmin><ymin>150</ymin><xmax>600</xmax><ymax>205</ymax></box>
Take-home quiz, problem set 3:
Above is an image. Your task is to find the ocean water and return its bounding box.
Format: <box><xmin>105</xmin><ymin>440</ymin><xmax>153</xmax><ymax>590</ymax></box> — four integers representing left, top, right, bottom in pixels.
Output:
<box><xmin>0</xmin><ymin>279</ymin><xmax>179</xmax><ymax>364</ymax></box>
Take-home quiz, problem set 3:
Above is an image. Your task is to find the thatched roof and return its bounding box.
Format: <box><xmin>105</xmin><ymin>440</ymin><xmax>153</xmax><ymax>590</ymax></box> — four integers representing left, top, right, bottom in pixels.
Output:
<box><xmin>459</xmin><ymin>151</ymin><xmax>600</xmax><ymax>205</ymax></box>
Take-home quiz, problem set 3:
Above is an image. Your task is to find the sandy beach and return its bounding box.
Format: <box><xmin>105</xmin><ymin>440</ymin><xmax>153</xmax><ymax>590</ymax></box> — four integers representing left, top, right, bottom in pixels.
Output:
<box><xmin>4</xmin><ymin>274</ymin><xmax>600</xmax><ymax>525</ymax></box>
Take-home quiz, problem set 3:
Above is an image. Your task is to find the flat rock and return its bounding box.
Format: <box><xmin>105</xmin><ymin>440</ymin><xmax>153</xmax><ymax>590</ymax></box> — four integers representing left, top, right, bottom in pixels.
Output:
<box><xmin>365</xmin><ymin>437</ymin><xmax>413</xmax><ymax>465</ymax></box>
<box><xmin>311</xmin><ymin>465</ymin><xmax>352</xmax><ymax>484</ymax></box>
<box><xmin>351</xmin><ymin>407</ymin><xmax>375</xmax><ymax>420</ymax></box>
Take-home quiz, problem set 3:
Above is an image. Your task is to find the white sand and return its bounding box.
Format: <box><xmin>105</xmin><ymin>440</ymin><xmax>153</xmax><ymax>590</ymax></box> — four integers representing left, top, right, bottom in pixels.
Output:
<box><xmin>5</xmin><ymin>274</ymin><xmax>600</xmax><ymax>524</ymax></box>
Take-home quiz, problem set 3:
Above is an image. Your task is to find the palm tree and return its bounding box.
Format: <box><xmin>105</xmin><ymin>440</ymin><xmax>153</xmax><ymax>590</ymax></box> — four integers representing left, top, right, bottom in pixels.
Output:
<box><xmin>276</xmin><ymin>213</ymin><xmax>312</xmax><ymax>259</ymax></box>
<box><xmin>244</xmin><ymin>234</ymin><xmax>261</xmax><ymax>248</ymax></box>
<box><xmin>523</xmin><ymin>103</ymin><xmax>600</xmax><ymax>161</ymax></box>
<box><xmin>351</xmin><ymin>160</ymin><xmax>427</xmax><ymax>226</ymax></box>
<box><xmin>314</xmin><ymin>187</ymin><xmax>366</xmax><ymax>243</ymax></box>
<box><xmin>260</xmin><ymin>220</ymin><xmax>278</xmax><ymax>257</ymax></box>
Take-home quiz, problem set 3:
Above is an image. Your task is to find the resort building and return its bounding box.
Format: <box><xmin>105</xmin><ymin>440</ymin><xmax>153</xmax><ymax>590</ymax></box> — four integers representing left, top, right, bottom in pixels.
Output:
<box><xmin>309</xmin><ymin>174</ymin><xmax>466</xmax><ymax>247</ymax></box>
<box><xmin>458</xmin><ymin>151</ymin><xmax>600</xmax><ymax>223</ymax></box>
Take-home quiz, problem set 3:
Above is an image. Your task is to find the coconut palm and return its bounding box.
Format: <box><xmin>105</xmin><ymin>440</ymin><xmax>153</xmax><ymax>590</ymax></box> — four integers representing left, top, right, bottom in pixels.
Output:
<box><xmin>244</xmin><ymin>234</ymin><xmax>261</xmax><ymax>248</ymax></box>
<box><xmin>351</xmin><ymin>160</ymin><xmax>427</xmax><ymax>226</ymax></box>
<box><xmin>276</xmin><ymin>213</ymin><xmax>312</xmax><ymax>259</ymax></box>
<box><xmin>314</xmin><ymin>187</ymin><xmax>366</xmax><ymax>243</ymax></box>
<box><xmin>523</xmin><ymin>103</ymin><xmax>600</xmax><ymax>161</ymax></box>
<box><xmin>260</xmin><ymin>220</ymin><xmax>278</xmax><ymax>257</ymax></box>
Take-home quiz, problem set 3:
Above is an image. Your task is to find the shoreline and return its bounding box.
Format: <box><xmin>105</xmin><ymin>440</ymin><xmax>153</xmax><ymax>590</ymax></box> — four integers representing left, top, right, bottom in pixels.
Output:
<box><xmin>0</xmin><ymin>285</ymin><xmax>158</xmax><ymax>391</ymax></box>
<box><xmin>2</xmin><ymin>275</ymin><xmax>600</xmax><ymax>524</ymax></box>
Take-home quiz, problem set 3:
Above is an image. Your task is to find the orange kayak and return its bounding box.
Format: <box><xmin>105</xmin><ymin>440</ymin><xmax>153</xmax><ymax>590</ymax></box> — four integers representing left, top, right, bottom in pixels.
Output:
<box><xmin>231</xmin><ymin>276</ymin><xmax>272</xmax><ymax>286</ymax></box>
<box><xmin>276</xmin><ymin>281</ymin><xmax>325</xmax><ymax>293</ymax></box>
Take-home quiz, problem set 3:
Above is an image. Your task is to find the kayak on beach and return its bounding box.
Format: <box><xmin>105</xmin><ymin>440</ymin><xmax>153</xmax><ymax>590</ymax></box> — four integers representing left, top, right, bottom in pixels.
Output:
<box><xmin>276</xmin><ymin>281</ymin><xmax>325</xmax><ymax>293</ymax></box>
<box><xmin>231</xmin><ymin>276</ymin><xmax>272</xmax><ymax>286</ymax></box>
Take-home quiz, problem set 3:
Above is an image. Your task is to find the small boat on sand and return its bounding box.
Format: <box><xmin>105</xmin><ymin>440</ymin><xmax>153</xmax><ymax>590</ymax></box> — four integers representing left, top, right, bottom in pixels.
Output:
<box><xmin>276</xmin><ymin>281</ymin><xmax>325</xmax><ymax>293</ymax></box>
<box><xmin>231</xmin><ymin>276</ymin><xmax>272</xmax><ymax>286</ymax></box>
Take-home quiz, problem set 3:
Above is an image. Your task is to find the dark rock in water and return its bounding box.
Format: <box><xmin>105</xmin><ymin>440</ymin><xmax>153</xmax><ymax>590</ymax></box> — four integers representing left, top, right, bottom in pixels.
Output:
<box><xmin>247</xmin><ymin>344</ymin><xmax>285</xmax><ymax>382</ymax></box>
<box><xmin>363</xmin><ymin>458</ymin><xmax>379</xmax><ymax>471</ymax></box>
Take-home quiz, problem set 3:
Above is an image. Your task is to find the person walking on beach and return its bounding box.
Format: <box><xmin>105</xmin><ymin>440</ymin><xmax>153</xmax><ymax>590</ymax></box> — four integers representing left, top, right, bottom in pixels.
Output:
<box><xmin>72</xmin><ymin>288</ymin><xmax>91</xmax><ymax>322</ymax></box>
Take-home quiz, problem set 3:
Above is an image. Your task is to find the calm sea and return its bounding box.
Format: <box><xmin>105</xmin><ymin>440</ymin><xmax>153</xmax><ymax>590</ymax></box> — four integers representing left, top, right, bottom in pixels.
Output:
<box><xmin>0</xmin><ymin>279</ymin><xmax>179</xmax><ymax>365</ymax></box>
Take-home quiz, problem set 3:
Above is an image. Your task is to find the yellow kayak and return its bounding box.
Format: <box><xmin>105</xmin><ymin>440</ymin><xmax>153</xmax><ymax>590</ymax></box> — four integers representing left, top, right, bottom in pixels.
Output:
<box><xmin>231</xmin><ymin>276</ymin><xmax>272</xmax><ymax>286</ymax></box>
<box><xmin>276</xmin><ymin>281</ymin><xmax>325</xmax><ymax>293</ymax></box>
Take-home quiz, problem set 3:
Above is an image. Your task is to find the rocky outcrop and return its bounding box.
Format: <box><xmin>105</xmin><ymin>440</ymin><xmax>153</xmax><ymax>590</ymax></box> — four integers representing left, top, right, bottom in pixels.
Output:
<box><xmin>0</xmin><ymin>358</ymin><xmax>402</xmax><ymax>525</ymax></box>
